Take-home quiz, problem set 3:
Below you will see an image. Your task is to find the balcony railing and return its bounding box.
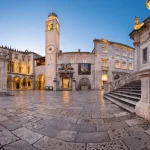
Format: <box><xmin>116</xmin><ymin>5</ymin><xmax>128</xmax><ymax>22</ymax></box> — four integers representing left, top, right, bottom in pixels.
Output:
<box><xmin>102</xmin><ymin>66</ymin><xmax>108</xmax><ymax>71</ymax></box>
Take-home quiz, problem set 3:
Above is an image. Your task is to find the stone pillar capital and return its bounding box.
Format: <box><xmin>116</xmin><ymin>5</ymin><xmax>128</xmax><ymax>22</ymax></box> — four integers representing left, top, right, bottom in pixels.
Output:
<box><xmin>133</xmin><ymin>42</ymin><xmax>140</xmax><ymax>47</ymax></box>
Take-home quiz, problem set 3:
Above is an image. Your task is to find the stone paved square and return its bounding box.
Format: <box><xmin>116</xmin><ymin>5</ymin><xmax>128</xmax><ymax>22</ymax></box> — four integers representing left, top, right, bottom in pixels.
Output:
<box><xmin>0</xmin><ymin>91</ymin><xmax>149</xmax><ymax>149</ymax></box>
<box><xmin>0</xmin><ymin>129</ymin><xmax>19</xmax><ymax>146</ymax></box>
<box><xmin>87</xmin><ymin>140</ymin><xmax>129</xmax><ymax>150</ymax></box>
<box><xmin>55</xmin><ymin>130</ymin><xmax>77</xmax><ymax>142</ymax></box>
<box><xmin>108</xmin><ymin>129</ymin><xmax>130</xmax><ymax>140</ymax></box>
<box><xmin>12</xmin><ymin>127</ymin><xmax>43</xmax><ymax>144</ymax></box>
<box><xmin>3</xmin><ymin>140</ymin><xmax>38</xmax><ymax>150</ymax></box>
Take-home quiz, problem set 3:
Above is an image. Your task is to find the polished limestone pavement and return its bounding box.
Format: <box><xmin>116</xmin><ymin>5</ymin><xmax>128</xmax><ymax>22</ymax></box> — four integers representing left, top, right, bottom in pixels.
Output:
<box><xmin>0</xmin><ymin>91</ymin><xmax>150</xmax><ymax>150</ymax></box>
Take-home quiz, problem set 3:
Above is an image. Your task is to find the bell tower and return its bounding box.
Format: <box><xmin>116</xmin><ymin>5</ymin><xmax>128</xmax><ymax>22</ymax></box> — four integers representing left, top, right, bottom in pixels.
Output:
<box><xmin>45</xmin><ymin>12</ymin><xmax>60</xmax><ymax>90</ymax></box>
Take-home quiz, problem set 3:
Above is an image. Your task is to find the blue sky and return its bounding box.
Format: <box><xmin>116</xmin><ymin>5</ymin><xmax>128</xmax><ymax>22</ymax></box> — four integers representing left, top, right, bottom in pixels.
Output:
<box><xmin>0</xmin><ymin>0</ymin><xmax>149</xmax><ymax>56</ymax></box>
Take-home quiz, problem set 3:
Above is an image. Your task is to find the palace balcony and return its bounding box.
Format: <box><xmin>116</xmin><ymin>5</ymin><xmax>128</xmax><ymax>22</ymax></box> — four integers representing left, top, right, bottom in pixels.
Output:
<box><xmin>102</xmin><ymin>66</ymin><xmax>109</xmax><ymax>71</ymax></box>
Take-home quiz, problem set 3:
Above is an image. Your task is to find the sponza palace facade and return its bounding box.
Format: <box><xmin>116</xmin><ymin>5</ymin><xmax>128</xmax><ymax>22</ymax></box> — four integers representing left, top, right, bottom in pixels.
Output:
<box><xmin>0</xmin><ymin>13</ymin><xmax>135</xmax><ymax>91</ymax></box>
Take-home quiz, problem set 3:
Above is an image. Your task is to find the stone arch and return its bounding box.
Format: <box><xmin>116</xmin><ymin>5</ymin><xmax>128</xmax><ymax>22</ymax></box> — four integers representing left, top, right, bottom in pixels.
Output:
<box><xmin>7</xmin><ymin>75</ymin><xmax>13</xmax><ymax>90</ymax></box>
<box><xmin>36</xmin><ymin>74</ymin><xmax>45</xmax><ymax>90</ymax></box>
<box><xmin>27</xmin><ymin>78</ymin><xmax>33</xmax><ymax>89</ymax></box>
<box><xmin>20</xmin><ymin>77</ymin><xmax>28</xmax><ymax>90</ymax></box>
<box><xmin>13</xmin><ymin>76</ymin><xmax>21</xmax><ymax>90</ymax></box>
<box><xmin>78</xmin><ymin>78</ymin><xmax>91</xmax><ymax>90</ymax></box>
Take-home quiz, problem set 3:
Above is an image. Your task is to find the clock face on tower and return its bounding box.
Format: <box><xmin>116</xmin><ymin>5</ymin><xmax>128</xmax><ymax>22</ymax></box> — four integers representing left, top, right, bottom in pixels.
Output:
<box><xmin>47</xmin><ymin>45</ymin><xmax>55</xmax><ymax>54</ymax></box>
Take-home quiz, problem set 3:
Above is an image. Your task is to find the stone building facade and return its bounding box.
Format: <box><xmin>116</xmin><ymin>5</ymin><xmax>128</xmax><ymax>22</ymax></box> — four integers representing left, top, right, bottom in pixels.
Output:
<box><xmin>0</xmin><ymin>46</ymin><xmax>41</xmax><ymax>91</ymax></box>
<box><xmin>34</xmin><ymin>13</ymin><xmax>135</xmax><ymax>91</ymax></box>
<box><xmin>0</xmin><ymin>12</ymin><xmax>135</xmax><ymax>91</ymax></box>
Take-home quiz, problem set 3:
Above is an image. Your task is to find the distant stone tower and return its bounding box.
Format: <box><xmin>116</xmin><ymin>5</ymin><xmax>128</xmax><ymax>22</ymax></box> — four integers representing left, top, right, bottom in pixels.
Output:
<box><xmin>45</xmin><ymin>12</ymin><xmax>60</xmax><ymax>90</ymax></box>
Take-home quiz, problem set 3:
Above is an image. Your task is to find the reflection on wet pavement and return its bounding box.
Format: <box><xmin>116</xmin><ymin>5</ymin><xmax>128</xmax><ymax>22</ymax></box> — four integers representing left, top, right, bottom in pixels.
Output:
<box><xmin>0</xmin><ymin>91</ymin><xmax>149</xmax><ymax>150</ymax></box>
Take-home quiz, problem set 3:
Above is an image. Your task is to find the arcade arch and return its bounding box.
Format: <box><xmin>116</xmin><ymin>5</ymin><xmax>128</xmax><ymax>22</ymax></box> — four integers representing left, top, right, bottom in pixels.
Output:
<box><xmin>13</xmin><ymin>76</ymin><xmax>20</xmax><ymax>90</ymax></box>
<box><xmin>36</xmin><ymin>74</ymin><xmax>45</xmax><ymax>90</ymax></box>
<box><xmin>79</xmin><ymin>78</ymin><xmax>91</xmax><ymax>90</ymax></box>
<box><xmin>7</xmin><ymin>75</ymin><xmax>13</xmax><ymax>90</ymax></box>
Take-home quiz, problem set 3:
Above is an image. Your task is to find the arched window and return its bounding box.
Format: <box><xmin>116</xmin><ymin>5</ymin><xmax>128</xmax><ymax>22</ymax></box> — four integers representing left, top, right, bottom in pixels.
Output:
<box><xmin>129</xmin><ymin>63</ymin><xmax>133</xmax><ymax>70</ymax></box>
<box><xmin>7</xmin><ymin>61</ymin><xmax>14</xmax><ymax>72</ymax></box>
<box><xmin>122</xmin><ymin>62</ymin><xmax>127</xmax><ymax>69</ymax></box>
<box><xmin>115</xmin><ymin>60</ymin><xmax>120</xmax><ymax>68</ymax></box>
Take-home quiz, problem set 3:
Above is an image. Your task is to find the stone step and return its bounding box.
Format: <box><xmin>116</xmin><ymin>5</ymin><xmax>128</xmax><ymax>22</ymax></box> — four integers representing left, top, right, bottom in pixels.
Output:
<box><xmin>118</xmin><ymin>89</ymin><xmax>141</xmax><ymax>93</ymax></box>
<box><xmin>123</xmin><ymin>84</ymin><xmax>141</xmax><ymax>87</ymax></box>
<box><xmin>104</xmin><ymin>95</ymin><xmax>135</xmax><ymax>113</ymax></box>
<box><xmin>119</xmin><ymin>87</ymin><xmax>141</xmax><ymax>90</ymax></box>
<box><xmin>107</xmin><ymin>93</ymin><xmax>137</xmax><ymax>106</ymax></box>
<box><xmin>115</xmin><ymin>91</ymin><xmax>141</xmax><ymax>97</ymax></box>
<box><xmin>111</xmin><ymin>92</ymin><xmax>140</xmax><ymax>101</ymax></box>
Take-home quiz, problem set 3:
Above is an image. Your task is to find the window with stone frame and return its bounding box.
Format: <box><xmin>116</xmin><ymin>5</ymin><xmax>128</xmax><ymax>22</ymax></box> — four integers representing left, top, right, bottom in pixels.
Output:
<box><xmin>122</xmin><ymin>62</ymin><xmax>127</xmax><ymax>69</ymax></box>
<box><xmin>102</xmin><ymin>45</ymin><xmax>108</xmax><ymax>53</ymax></box>
<box><xmin>102</xmin><ymin>59</ymin><xmax>108</xmax><ymax>66</ymax></box>
<box><xmin>115</xmin><ymin>49</ymin><xmax>120</xmax><ymax>55</ymax></box>
<box><xmin>15</xmin><ymin>53</ymin><xmax>18</xmax><ymax>59</ymax></box>
<box><xmin>129</xmin><ymin>63</ymin><xmax>133</xmax><ymax>70</ymax></box>
<box><xmin>28</xmin><ymin>56</ymin><xmax>30</xmax><ymax>61</ymax></box>
<box><xmin>115</xmin><ymin>60</ymin><xmax>120</xmax><ymax>68</ymax></box>
<box><xmin>143</xmin><ymin>48</ymin><xmax>148</xmax><ymax>64</ymax></box>
<box><xmin>22</xmin><ymin>56</ymin><xmax>25</xmax><ymax>61</ymax></box>
<box><xmin>28</xmin><ymin>81</ymin><xmax>31</xmax><ymax>86</ymax></box>
<box><xmin>122</xmin><ymin>51</ymin><xmax>127</xmax><ymax>57</ymax></box>
<box><xmin>129</xmin><ymin>52</ymin><xmax>133</xmax><ymax>58</ymax></box>
<box><xmin>7</xmin><ymin>61</ymin><xmax>14</xmax><ymax>72</ymax></box>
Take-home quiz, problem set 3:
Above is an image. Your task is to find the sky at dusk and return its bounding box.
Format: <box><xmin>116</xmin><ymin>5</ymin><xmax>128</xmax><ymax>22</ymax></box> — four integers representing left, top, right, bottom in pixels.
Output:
<box><xmin>0</xmin><ymin>0</ymin><xmax>149</xmax><ymax>56</ymax></box>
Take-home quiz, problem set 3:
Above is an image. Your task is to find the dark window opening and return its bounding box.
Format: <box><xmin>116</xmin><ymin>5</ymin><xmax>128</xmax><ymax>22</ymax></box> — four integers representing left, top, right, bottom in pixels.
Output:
<box><xmin>143</xmin><ymin>48</ymin><xmax>148</xmax><ymax>64</ymax></box>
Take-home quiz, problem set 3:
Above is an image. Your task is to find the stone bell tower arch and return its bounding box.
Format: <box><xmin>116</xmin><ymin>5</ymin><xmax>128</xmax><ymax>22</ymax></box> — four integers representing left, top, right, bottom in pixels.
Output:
<box><xmin>45</xmin><ymin>12</ymin><xmax>60</xmax><ymax>90</ymax></box>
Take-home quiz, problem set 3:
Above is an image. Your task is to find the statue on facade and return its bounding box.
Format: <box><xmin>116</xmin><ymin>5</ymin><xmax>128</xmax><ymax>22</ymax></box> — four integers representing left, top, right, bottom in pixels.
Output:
<box><xmin>134</xmin><ymin>17</ymin><xmax>144</xmax><ymax>30</ymax></box>
<box><xmin>146</xmin><ymin>0</ymin><xmax>150</xmax><ymax>9</ymax></box>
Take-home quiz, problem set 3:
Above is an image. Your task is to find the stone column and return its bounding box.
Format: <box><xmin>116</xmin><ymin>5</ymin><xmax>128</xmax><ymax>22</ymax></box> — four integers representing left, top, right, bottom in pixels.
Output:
<box><xmin>0</xmin><ymin>50</ymin><xmax>14</xmax><ymax>96</ymax></box>
<box><xmin>134</xmin><ymin>42</ymin><xmax>140</xmax><ymax>72</ymax></box>
<box><xmin>135</xmin><ymin>69</ymin><xmax>150</xmax><ymax>120</ymax></box>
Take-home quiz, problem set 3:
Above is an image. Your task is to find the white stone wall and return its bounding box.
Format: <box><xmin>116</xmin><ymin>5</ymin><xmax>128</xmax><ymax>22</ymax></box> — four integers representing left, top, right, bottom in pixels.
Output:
<box><xmin>94</xmin><ymin>41</ymin><xmax>135</xmax><ymax>86</ymax></box>
<box><xmin>57</xmin><ymin>52</ymin><xmax>95</xmax><ymax>90</ymax></box>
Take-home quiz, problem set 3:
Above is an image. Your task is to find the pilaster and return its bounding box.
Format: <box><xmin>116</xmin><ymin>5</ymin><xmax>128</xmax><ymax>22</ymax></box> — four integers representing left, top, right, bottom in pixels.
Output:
<box><xmin>135</xmin><ymin>69</ymin><xmax>150</xmax><ymax>120</ymax></box>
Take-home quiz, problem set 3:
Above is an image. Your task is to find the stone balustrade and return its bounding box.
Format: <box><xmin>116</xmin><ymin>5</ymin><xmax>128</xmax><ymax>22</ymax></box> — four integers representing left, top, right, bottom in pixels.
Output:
<box><xmin>105</xmin><ymin>72</ymin><xmax>140</xmax><ymax>93</ymax></box>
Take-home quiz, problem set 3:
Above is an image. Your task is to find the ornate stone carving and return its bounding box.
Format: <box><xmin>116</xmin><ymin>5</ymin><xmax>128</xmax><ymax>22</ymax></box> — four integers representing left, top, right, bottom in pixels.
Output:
<box><xmin>108</xmin><ymin>72</ymin><xmax>140</xmax><ymax>92</ymax></box>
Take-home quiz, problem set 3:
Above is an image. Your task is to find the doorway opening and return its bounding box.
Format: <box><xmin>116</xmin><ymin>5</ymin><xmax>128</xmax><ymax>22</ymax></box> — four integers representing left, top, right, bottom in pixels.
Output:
<box><xmin>63</xmin><ymin>77</ymin><xmax>70</xmax><ymax>89</ymax></box>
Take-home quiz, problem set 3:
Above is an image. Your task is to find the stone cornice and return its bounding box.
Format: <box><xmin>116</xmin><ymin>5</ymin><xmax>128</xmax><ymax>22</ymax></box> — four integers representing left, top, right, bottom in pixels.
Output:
<box><xmin>138</xmin><ymin>69</ymin><xmax>150</xmax><ymax>77</ymax></box>
<box><xmin>93</xmin><ymin>39</ymin><xmax>134</xmax><ymax>50</ymax></box>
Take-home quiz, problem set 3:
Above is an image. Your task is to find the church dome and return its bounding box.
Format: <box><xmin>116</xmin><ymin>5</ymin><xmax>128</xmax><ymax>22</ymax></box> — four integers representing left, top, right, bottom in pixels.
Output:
<box><xmin>48</xmin><ymin>12</ymin><xmax>58</xmax><ymax>18</ymax></box>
